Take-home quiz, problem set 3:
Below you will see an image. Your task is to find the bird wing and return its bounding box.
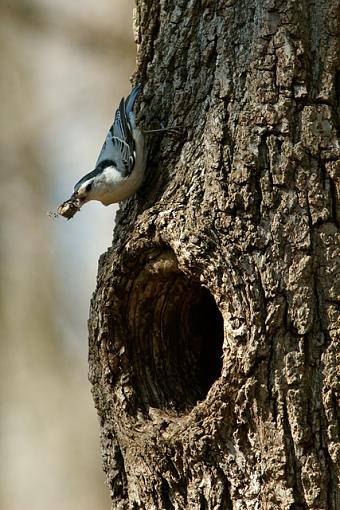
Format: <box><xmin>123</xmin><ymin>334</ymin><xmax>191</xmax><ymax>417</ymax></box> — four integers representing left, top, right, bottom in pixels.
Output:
<box><xmin>95</xmin><ymin>94</ymin><xmax>137</xmax><ymax>178</ymax></box>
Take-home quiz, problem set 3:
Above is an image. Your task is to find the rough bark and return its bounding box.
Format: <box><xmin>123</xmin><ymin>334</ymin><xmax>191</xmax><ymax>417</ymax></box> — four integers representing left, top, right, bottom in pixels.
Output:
<box><xmin>88</xmin><ymin>1</ymin><xmax>340</xmax><ymax>508</ymax></box>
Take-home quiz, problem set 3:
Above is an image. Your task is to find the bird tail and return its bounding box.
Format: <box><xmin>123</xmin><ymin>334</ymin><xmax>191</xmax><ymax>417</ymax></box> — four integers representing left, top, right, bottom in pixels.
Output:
<box><xmin>125</xmin><ymin>83</ymin><xmax>141</xmax><ymax>116</ymax></box>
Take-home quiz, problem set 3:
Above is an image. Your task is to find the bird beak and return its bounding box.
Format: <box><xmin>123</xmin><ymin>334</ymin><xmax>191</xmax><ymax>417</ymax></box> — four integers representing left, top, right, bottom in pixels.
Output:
<box><xmin>70</xmin><ymin>191</ymin><xmax>85</xmax><ymax>207</ymax></box>
<box><xmin>71</xmin><ymin>191</ymin><xmax>82</xmax><ymax>201</ymax></box>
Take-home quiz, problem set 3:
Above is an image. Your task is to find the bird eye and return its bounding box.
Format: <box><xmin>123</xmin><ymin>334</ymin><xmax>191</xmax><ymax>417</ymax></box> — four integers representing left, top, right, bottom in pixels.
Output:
<box><xmin>85</xmin><ymin>182</ymin><xmax>93</xmax><ymax>192</ymax></box>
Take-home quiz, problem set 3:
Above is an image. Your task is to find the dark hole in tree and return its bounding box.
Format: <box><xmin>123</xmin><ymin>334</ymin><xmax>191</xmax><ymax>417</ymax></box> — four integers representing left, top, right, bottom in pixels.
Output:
<box><xmin>187</xmin><ymin>287</ymin><xmax>224</xmax><ymax>397</ymax></box>
<box><xmin>128</xmin><ymin>263</ymin><xmax>224</xmax><ymax>413</ymax></box>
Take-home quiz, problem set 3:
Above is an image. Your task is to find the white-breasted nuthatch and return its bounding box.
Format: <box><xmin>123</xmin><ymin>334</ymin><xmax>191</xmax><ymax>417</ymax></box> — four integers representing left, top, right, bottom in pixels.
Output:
<box><xmin>56</xmin><ymin>83</ymin><xmax>178</xmax><ymax>219</ymax></box>
<box><xmin>65</xmin><ymin>84</ymin><xmax>145</xmax><ymax>215</ymax></box>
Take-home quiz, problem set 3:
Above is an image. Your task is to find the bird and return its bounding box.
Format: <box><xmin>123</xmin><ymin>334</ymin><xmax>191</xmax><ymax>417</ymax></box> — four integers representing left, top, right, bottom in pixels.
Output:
<box><xmin>72</xmin><ymin>83</ymin><xmax>146</xmax><ymax>208</ymax></box>
<box><xmin>56</xmin><ymin>83</ymin><xmax>178</xmax><ymax>219</ymax></box>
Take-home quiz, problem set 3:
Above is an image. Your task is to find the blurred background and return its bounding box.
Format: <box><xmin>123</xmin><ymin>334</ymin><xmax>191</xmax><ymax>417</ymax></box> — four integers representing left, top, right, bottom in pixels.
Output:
<box><xmin>0</xmin><ymin>0</ymin><xmax>135</xmax><ymax>508</ymax></box>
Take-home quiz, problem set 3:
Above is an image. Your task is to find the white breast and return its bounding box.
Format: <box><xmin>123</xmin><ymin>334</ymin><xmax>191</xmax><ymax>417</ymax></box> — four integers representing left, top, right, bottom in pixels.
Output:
<box><xmin>94</xmin><ymin>128</ymin><xmax>146</xmax><ymax>206</ymax></box>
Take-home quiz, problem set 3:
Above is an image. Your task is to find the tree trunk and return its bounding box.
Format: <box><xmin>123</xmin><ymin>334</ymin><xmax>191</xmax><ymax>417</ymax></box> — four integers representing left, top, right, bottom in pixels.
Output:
<box><xmin>88</xmin><ymin>1</ymin><xmax>340</xmax><ymax>508</ymax></box>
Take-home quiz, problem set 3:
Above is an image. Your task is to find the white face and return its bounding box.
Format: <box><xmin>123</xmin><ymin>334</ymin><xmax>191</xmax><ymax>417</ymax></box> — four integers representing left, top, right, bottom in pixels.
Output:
<box><xmin>72</xmin><ymin>165</ymin><xmax>124</xmax><ymax>206</ymax></box>
<box><xmin>75</xmin><ymin>179</ymin><xmax>94</xmax><ymax>203</ymax></box>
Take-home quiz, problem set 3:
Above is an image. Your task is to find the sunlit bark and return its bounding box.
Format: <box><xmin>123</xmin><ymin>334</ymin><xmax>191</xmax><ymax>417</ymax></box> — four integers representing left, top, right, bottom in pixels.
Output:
<box><xmin>89</xmin><ymin>1</ymin><xmax>340</xmax><ymax>508</ymax></box>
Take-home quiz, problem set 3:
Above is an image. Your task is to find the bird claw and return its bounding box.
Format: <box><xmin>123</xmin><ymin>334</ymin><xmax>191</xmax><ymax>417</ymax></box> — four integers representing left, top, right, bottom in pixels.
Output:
<box><xmin>164</xmin><ymin>126</ymin><xmax>182</xmax><ymax>137</ymax></box>
<box><xmin>144</xmin><ymin>124</ymin><xmax>182</xmax><ymax>137</ymax></box>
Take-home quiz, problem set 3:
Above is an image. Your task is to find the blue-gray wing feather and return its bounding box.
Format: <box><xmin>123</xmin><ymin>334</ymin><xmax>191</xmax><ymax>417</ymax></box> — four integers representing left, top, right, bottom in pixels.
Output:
<box><xmin>95</xmin><ymin>84</ymin><xmax>141</xmax><ymax>177</ymax></box>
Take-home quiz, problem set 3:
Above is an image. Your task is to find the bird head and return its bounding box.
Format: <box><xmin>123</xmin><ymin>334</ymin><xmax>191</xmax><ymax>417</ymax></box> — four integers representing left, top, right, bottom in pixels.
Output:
<box><xmin>72</xmin><ymin>169</ymin><xmax>100</xmax><ymax>205</ymax></box>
